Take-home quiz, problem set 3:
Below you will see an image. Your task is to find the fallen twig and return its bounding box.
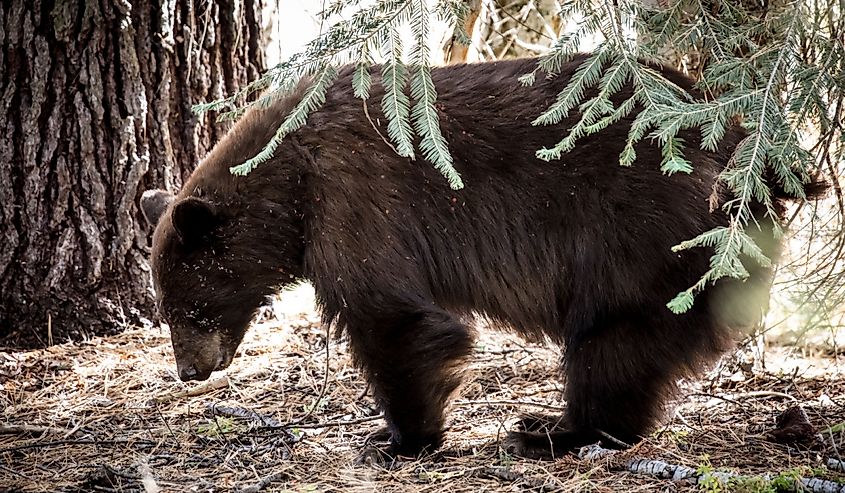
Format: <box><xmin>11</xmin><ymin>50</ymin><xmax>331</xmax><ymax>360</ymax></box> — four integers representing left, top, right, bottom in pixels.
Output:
<box><xmin>0</xmin><ymin>438</ymin><xmax>156</xmax><ymax>455</ymax></box>
<box><xmin>733</xmin><ymin>390</ymin><xmax>799</xmax><ymax>402</ymax></box>
<box><xmin>238</xmin><ymin>470</ymin><xmax>290</xmax><ymax>493</ymax></box>
<box><xmin>580</xmin><ymin>445</ymin><xmax>845</xmax><ymax>492</ymax></box>
<box><xmin>284</xmin><ymin>323</ymin><xmax>332</xmax><ymax>427</ymax></box>
<box><xmin>267</xmin><ymin>414</ymin><xmax>384</xmax><ymax>430</ymax></box>
<box><xmin>160</xmin><ymin>375</ymin><xmax>231</xmax><ymax>400</ymax></box>
<box><xmin>475</xmin><ymin>465</ymin><xmax>521</xmax><ymax>482</ymax></box>
<box><xmin>595</xmin><ymin>429</ymin><xmax>632</xmax><ymax>449</ymax></box>
<box><xmin>206</xmin><ymin>403</ymin><xmax>282</xmax><ymax>427</ymax></box>
<box><xmin>454</xmin><ymin>399</ymin><xmax>566</xmax><ymax>412</ymax></box>
<box><xmin>0</xmin><ymin>424</ymin><xmax>83</xmax><ymax>437</ymax></box>
<box><xmin>0</xmin><ymin>464</ymin><xmax>30</xmax><ymax>481</ymax></box>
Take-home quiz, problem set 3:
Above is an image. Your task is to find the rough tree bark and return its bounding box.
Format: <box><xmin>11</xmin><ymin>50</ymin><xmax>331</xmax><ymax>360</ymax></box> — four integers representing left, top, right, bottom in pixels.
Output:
<box><xmin>0</xmin><ymin>0</ymin><xmax>265</xmax><ymax>348</ymax></box>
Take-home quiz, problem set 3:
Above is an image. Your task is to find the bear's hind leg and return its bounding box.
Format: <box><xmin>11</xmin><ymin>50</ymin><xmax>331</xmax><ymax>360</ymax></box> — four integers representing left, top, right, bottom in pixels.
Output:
<box><xmin>345</xmin><ymin>300</ymin><xmax>474</xmax><ymax>459</ymax></box>
<box><xmin>507</xmin><ymin>310</ymin><xmax>727</xmax><ymax>459</ymax></box>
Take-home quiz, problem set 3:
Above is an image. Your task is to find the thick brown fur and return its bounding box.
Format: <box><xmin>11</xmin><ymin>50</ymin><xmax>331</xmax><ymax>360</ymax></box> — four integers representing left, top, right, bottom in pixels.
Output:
<box><xmin>142</xmin><ymin>56</ymin><xmax>818</xmax><ymax>459</ymax></box>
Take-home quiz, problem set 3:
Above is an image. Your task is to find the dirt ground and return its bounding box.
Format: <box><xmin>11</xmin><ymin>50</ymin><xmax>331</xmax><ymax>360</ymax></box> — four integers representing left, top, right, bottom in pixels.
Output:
<box><xmin>3</xmin><ymin>287</ymin><xmax>845</xmax><ymax>492</ymax></box>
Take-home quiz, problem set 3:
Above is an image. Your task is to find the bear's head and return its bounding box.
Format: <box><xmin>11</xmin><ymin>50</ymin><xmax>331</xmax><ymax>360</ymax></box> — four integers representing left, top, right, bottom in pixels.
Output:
<box><xmin>141</xmin><ymin>189</ymin><xmax>283</xmax><ymax>382</ymax></box>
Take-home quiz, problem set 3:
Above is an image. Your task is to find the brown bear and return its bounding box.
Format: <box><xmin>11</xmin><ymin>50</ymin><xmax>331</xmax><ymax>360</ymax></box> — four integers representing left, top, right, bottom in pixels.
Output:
<box><xmin>141</xmin><ymin>56</ymin><xmax>817</xmax><ymax>460</ymax></box>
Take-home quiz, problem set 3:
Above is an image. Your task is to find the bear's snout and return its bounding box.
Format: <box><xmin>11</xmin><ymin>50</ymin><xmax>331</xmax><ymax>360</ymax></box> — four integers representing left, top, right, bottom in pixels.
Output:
<box><xmin>171</xmin><ymin>329</ymin><xmax>236</xmax><ymax>382</ymax></box>
<box><xmin>178</xmin><ymin>364</ymin><xmax>200</xmax><ymax>381</ymax></box>
<box><xmin>175</xmin><ymin>348</ymin><xmax>234</xmax><ymax>381</ymax></box>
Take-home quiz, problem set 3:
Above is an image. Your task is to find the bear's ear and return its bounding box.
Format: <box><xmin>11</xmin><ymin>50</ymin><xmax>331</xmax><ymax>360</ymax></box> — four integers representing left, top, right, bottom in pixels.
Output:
<box><xmin>171</xmin><ymin>197</ymin><xmax>220</xmax><ymax>245</ymax></box>
<box><xmin>141</xmin><ymin>189</ymin><xmax>175</xmax><ymax>227</ymax></box>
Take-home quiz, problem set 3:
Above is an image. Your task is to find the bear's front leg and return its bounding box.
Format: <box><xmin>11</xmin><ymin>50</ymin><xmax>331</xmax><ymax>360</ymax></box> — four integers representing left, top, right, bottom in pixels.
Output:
<box><xmin>344</xmin><ymin>300</ymin><xmax>474</xmax><ymax>459</ymax></box>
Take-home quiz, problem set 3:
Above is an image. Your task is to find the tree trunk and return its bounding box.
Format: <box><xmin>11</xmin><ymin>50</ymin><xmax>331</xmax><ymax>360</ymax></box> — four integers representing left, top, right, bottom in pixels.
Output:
<box><xmin>0</xmin><ymin>0</ymin><xmax>265</xmax><ymax>348</ymax></box>
<box><xmin>443</xmin><ymin>0</ymin><xmax>482</xmax><ymax>63</ymax></box>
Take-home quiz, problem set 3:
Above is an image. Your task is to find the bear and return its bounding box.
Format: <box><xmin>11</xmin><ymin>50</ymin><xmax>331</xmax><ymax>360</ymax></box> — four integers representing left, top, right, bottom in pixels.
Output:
<box><xmin>141</xmin><ymin>55</ymin><xmax>819</xmax><ymax>460</ymax></box>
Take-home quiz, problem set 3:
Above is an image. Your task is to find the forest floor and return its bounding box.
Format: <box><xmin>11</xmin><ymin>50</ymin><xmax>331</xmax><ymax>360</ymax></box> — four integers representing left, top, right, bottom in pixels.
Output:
<box><xmin>3</xmin><ymin>286</ymin><xmax>845</xmax><ymax>492</ymax></box>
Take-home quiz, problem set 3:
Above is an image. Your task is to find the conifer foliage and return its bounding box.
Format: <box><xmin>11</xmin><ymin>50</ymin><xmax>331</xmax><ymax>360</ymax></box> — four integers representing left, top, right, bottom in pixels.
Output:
<box><xmin>196</xmin><ymin>0</ymin><xmax>843</xmax><ymax>313</ymax></box>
